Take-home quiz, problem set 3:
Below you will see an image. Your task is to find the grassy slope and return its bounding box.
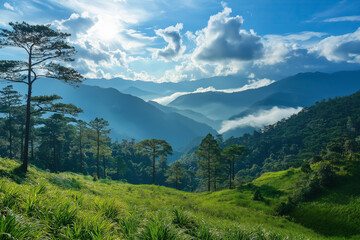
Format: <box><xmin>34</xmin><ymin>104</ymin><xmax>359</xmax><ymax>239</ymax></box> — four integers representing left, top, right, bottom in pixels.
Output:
<box><xmin>0</xmin><ymin>158</ymin><xmax>356</xmax><ymax>240</ymax></box>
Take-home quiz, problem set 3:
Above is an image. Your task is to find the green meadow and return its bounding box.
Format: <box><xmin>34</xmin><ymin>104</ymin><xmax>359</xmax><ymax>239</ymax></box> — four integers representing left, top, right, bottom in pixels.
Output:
<box><xmin>1</xmin><ymin>158</ymin><xmax>359</xmax><ymax>240</ymax></box>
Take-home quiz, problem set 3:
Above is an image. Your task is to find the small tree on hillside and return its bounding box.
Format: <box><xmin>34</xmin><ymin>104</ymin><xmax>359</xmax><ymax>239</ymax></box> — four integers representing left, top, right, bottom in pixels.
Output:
<box><xmin>166</xmin><ymin>161</ymin><xmax>186</xmax><ymax>189</ymax></box>
<box><xmin>222</xmin><ymin>145</ymin><xmax>249</xmax><ymax>189</ymax></box>
<box><xmin>196</xmin><ymin>133</ymin><xmax>221</xmax><ymax>192</ymax></box>
<box><xmin>89</xmin><ymin>117</ymin><xmax>110</xmax><ymax>179</ymax></box>
<box><xmin>135</xmin><ymin>139</ymin><xmax>173</xmax><ymax>185</ymax></box>
<box><xmin>0</xmin><ymin>22</ymin><xmax>83</xmax><ymax>171</ymax></box>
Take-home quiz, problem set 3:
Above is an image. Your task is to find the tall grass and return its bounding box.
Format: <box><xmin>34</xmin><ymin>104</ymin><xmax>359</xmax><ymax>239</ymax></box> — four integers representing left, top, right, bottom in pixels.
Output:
<box><xmin>0</xmin><ymin>212</ymin><xmax>33</xmax><ymax>239</ymax></box>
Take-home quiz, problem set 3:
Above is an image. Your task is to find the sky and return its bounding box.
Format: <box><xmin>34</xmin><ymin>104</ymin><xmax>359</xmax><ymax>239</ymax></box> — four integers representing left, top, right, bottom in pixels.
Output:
<box><xmin>1</xmin><ymin>0</ymin><xmax>360</xmax><ymax>83</ymax></box>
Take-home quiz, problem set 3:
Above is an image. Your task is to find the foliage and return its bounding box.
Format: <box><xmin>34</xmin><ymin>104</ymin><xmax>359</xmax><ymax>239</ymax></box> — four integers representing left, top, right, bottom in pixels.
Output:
<box><xmin>0</xmin><ymin>21</ymin><xmax>83</xmax><ymax>172</ymax></box>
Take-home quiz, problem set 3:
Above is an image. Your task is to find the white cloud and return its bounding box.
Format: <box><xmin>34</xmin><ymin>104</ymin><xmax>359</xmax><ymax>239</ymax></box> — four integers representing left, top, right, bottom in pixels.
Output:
<box><xmin>258</xmin><ymin>31</ymin><xmax>326</xmax><ymax>65</ymax></box>
<box><xmin>324</xmin><ymin>16</ymin><xmax>360</xmax><ymax>22</ymax></box>
<box><xmin>248</xmin><ymin>73</ymin><xmax>255</xmax><ymax>79</ymax></box>
<box><xmin>4</xmin><ymin>2</ymin><xmax>15</xmax><ymax>11</ymax></box>
<box><xmin>152</xmin><ymin>78</ymin><xmax>275</xmax><ymax>105</ymax></box>
<box><xmin>219</xmin><ymin>106</ymin><xmax>303</xmax><ymax>134</ymax></box>
<box><xmin>192</xmin><ymin>6</ymin><xmax>264</xmax><ymax>62</ymax></box>
<box><xmin>312</xmin><ymin>27</ymin><xmax>360</xmax><ymax>63</ymax></box>
<box><xmin>153</xmin><ymin>23</ymin><xmax>186</xmax><ymax>61</ymax></box>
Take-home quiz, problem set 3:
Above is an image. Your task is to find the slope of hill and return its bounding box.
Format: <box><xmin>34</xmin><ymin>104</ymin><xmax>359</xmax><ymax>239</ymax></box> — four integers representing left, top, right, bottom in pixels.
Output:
<box><xmin>122</xmin><ymin>86</ymin><xmax>156</xmax><ymax>99</ymax></box>
<box><xmin>1</xmin><ymin>157</ymin><xmax>356</xmax><ymax>240</ymax></box>
<box><xmin>148</xmin><ymin>100</ymin><xmax>221</xmax><ymax>130</ymax></box>
<box><xmin>169</xmin><ymin>70</ymin><xmax>360</xmax><ymax>121</ymax></box>
<box><xmin>225</xmin><ymin>89</ymin><xmax>360</xmax><ymax>175</ymax></box>
<box><xmin>13</xmin><ymin>79</ymin><xmax>216</xmax><ymax>150</ymax></box>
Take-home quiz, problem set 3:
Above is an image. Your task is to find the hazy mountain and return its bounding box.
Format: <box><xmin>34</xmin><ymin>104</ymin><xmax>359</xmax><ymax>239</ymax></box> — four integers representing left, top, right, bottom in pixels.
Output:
<box><xmin>122</xmin><ymin>86</ymin><xmax>156</xmax><ymax>99</ymax></box>
<box><xmin>84</xmin><ymin>75</ymin><xmax>250</xmax><ymax>100</ymax></box>
<box><xmin>12</xmin><ymin>79</ymin><xmax>216</xmax><ymax>151</ymax></box>
<box><xmin>168</xmin><ymin>70</ymin><xmax>360</xmax><ymax>121</ymax></box>
<box><xmin>148</xmin><ymin>100</ymin><xmax>221</xmax><ymax>129</ymax></box>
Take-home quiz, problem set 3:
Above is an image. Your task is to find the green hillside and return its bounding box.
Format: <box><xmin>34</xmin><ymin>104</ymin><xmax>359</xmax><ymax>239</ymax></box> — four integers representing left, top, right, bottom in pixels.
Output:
<box><xmin>225</xmin><ymin>90</ymin><xmax>360</xmax><ymax>178</ymax></box>
<box><xmin>1</xmin><ymin>157</ymin><xmax>360</xmax><ymax>239</ymax></box>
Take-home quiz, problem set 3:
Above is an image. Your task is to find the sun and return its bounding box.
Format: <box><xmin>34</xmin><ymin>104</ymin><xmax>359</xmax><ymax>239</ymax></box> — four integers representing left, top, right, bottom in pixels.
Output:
<box><xmin>88</xmin><ymin>16</ymin><xmax>121</xmax><ymax>42</ymax></box>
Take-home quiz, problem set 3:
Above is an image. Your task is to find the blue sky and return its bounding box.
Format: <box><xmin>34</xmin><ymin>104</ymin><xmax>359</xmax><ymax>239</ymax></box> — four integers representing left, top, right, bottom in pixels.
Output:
<box><xmin>1</xmin><ymin>0</ymin><xmax>360</xmax><ymax>82</ymax></box>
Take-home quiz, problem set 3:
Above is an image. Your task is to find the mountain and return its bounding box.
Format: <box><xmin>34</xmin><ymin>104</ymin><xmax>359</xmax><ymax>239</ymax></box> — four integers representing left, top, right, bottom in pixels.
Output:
<box><xmin>13</xmin><ymin>79</ymin><xmax>217</xmax><ymax>151</ymax></box>
<box><xmin>148</xmin><ymin>100</ymin><xmax>221</xmax><ymax>129</ymax></box>
<box><xmin>84</xmin><ymin>75</ymin><xmax>250</xmax><ymax>100</ymax></box>
<box><xmin>168</xmin><ymin>70</ymin><xmax>360</xmax><ymax>121</ymax></box>
<box><xmin>122</xmin><ymin>86</ymin><xmax>156</xmax><ymax>99</ymax></box>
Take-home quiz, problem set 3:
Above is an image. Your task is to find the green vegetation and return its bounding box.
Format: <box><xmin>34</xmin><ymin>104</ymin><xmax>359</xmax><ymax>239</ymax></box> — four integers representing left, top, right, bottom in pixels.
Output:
<box><xmin>1</xmin><ymin>157</ymin><xmax>360</xmax><ymax>239</ymax></box>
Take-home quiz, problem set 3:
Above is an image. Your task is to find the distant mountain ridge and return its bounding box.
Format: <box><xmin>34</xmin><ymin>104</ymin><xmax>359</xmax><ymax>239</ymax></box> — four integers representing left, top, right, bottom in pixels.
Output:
<box><xmin>84</xmin><ymin>75</ymin><xmax>250</xmax><ymax>100</ymax></box>
<box><xmin>168</xmin><ymin>70</ymin><xmax>360</xmax><ymax>126</ymax></box>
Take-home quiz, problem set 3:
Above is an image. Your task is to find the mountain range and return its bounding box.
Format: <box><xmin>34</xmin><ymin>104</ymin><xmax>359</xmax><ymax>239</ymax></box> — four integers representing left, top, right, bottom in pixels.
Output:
<box><xmin>7</xmin><ymin>70</ymin><xmax>360</xmax><ymax>154</ymax></box>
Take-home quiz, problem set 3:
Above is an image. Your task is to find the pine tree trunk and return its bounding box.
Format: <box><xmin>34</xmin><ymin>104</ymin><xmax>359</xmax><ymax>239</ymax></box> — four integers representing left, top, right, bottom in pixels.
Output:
<box><xmin>22</xmin><ymin>83</ymin><xmax>32</xmax><ymax>172</ymax></box>
<box><xmin>232</xmin><ymin>157</ymin><xmax>235</xmax><ymax>181</ymax></box>
<box><xmin>53</xmin><ymin>135</ymin><xmax>57</xmax><ymax>172</ymax></box>
<box><xmin>213</xmin><ymin>166</ymin><xmax>217</xmax><ymax>191</ymax></box>
<box><xmin>152</xmin><ymin>152</ymin><xmax>156</xmax><ymax>185</ymax></box>
<box><xmin>229</xmin><ymin>162</ymin><xmax>232</xmax><ymax>189</ymax></box>
<box><xmin>103</xmin><ymin>155</ymin><xmax>106</xmax><ymax>178</ymax></box>
<box><xmin>22</xmin><ymin>49</ymin><xmax>33</xmax><ymax>172</ymax></box>
<box><xmin>207</xmin><ymin>143</ymin><xmax>211</xmax><ymax>192</ymax></box>
<box><xmin>97</xmin><ymin>131</ymin><xmax>100</xmax><ymax>179</ymax></box>
<box><xmin>79</xmin><ymin>128</ymin><xmax>83</xmax><ymax>173</ymax></box>
<box><xmin>9</xmin><ymin>115</ymin><xmax>13</xmax><ymax>159</ymax></box>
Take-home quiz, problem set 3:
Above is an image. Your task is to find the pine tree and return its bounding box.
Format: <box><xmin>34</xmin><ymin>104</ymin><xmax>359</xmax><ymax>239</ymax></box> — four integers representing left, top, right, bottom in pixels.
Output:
<box><xmin>135</xmin><ymin>139</ymin><xmax>173</xmax><ymax>185</ymax></box>
<box><xmin>196</xmin><ymin>133</ymin><xmax>221</xmax><ymax>192</ymax></box>
<box><xmin>0</xmin><ymin>22</ymin><xmax>83</xmax><ymax>171</ymax></box>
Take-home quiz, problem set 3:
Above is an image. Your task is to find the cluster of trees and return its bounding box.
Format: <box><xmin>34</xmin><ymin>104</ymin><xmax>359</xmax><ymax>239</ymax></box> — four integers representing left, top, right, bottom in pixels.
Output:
<box><xmin>223</xmin><ymin>91</ymin><xmax>360</xmax><ymax>180</ymax></box>
<box><xmin>0</xmin><ymin>83</ymin><xmax>180</xmax><ymax>185</ymax></box>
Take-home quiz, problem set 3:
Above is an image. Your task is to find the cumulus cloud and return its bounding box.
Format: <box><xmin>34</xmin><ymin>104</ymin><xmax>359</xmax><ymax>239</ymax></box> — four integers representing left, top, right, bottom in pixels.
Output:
<box><xmin>312</xmin><ymin>27</ymin><xmax>360</xmax><ymax>63</ymax></box>
<box><xmin>219</xmin><ymin>106</ymin><xmax>303</xmax><ymax>134</ymax></box>
<box><xmin>152</xmin><ymin>78</ymin><xmax>274</xmax><ymax>105</ymax></box>
<box><xmin>258</xmin><ymin>31</ymin><xmax>326</xmax><ymax>65</ymax></box>
<box><xmin>324</xmin><ymin>16</ymin><xmax>360</xmax><ymax>22</ymax></box>
<box><xmin>154</xmin><ymin>23</ymin><xmax>185</xmax><ymax>61</ymax></box>
<box><xmin>4</xmin><ymin>2</ymin><xmax>15</xmax><ymax>11</ymax></box>
<box><xmin>193</xmin><ymin>6</ymin><xmax>264</xmax><ymax>62</ymax></box>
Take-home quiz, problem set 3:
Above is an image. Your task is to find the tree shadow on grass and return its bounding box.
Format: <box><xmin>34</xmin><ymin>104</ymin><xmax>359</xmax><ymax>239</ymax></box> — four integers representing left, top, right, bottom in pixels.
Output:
<box><xmin>0</xmin><ymin>165</ymin><xmax>28</xmax><ymax>184</ymax></box>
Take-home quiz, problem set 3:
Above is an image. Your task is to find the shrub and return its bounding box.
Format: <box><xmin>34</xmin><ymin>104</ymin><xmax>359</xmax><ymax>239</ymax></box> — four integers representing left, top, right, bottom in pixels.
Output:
<box><xmin>317</xmin><ymin>162</ymin><xmax>335</xmax><ymax>187</ymax></box>
<box><xmin>274</xmin><ymin>199</ymin><xmax>296</xmax><ymax>216</ymax></box>
<box><xmin>252</xmin><ymin>190</ymin><xmax>264</xmax><ymax>201</ymax></box>
<box><xmin>300</xmin><ymin>162</ymin><xmax>312</xmax><ymax>174</ymax></box>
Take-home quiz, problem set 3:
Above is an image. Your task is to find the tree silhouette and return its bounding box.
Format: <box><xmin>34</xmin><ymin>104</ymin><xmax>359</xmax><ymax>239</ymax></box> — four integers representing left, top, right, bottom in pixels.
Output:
<box><xmin>89</xmin><ymin>117</ymin><xmax>110</xmax><ymax>179</ymax></box>
<box><xmin>0</xmin><ymin>85</ymin><xmax>22</xmax><ymax>159</ymax></box>
<box><xmin>196</xmin><ymin>133</ymin><xmax>221</xmax><ymax>192</ymax></box>
<box><xmin>135</xmin><ymin>139</ymin><xmax>173</xmax><ymax>185</ymax></box>
<box><xmin>222</xmin><ymin>145</ymin><xmax>249</xmax><ymax>189</ymax></box>
<box><xmin>166</xmin><ymin>161</ymin><xmax>186</xmax><ymax>189</ymax></box>
<box><xmin>0</xmin><ymin>22</ymin><xmax>83</xmax><ymax>171</ymax></box>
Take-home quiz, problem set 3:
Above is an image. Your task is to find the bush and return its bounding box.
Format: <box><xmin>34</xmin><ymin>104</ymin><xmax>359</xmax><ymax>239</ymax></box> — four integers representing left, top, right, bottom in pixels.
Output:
<box><xmin>317</xmin><ymin>162</ymin><xmax>335</xmax><ymax>187</ymax></box>
<box><xmin>274</xmin><ymin>199</ymin><xmax>296</xmax><ymax>216</ymax></box>
<box><xmin>301</xmin><ymin>162</ymin><xmax>312</xmax><ymax>174</ymax></box>
<box><xmin>252</xmin><ymin>190</ymin><xmax>264</xmax><ymax>201</ymax></box>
